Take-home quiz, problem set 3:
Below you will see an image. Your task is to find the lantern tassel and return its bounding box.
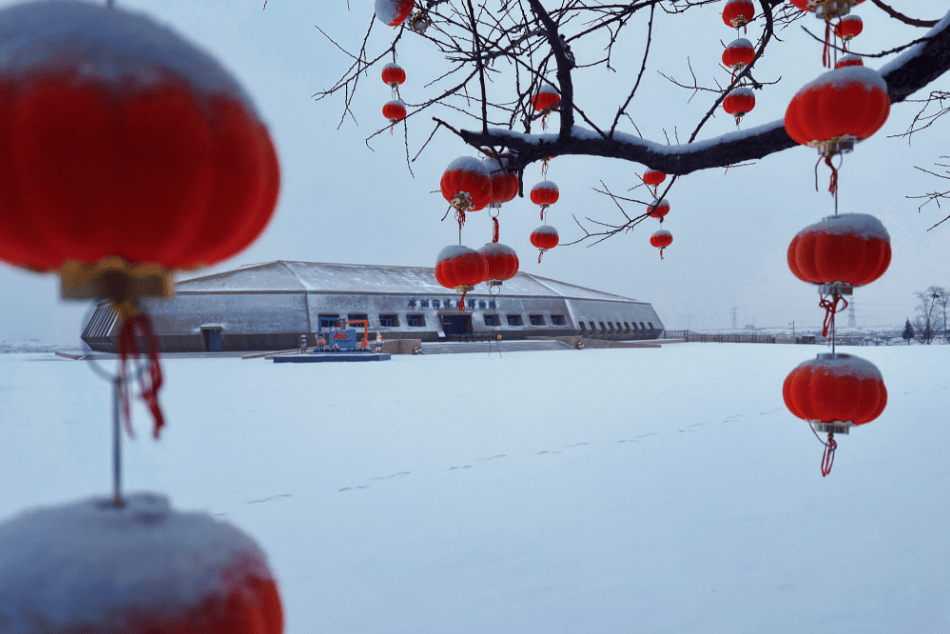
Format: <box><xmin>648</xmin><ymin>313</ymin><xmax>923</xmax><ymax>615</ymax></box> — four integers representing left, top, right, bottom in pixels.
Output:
<box><xmin>117</xmin><ymin>312</ymin><xmax>165</xmax><ymax>440</ymax></box>
<box><xmin>825</xmin><ymin>155</ymin><xmax>838</xmax><ymax>196</ymax></box>
<box><xmin>538</xmin><ymin>250</ymin><xmax>544</xmax><ymax>264</ymax></box>
<box><xmin>821</xmin><ymin>432</ymin><xmax>837</xmax><ymax>477</ymax></box>
<box><xmin>541</xmin><ymin>114</ymin><xmax>548</xmax><ymax>130</ymax></box>
<box><xmin>660</xmin><ymin>247</ymin><xmax>665</xmax><ymax>261</ymax></box>
<box><xmin>822</xmin><ymin>22</ymin><xmax>832</xmax><ymax>68</ymax></box>
<box><xmin>459</xmin><ymin>291</ymin><xmax>466</xmax><ymax>312</ymax></box>
<box><xmin>819</xmin><ymin>293</ymin><xmax>849</xmax><ymax>338</ymax></box>
<box><xmin>456</xmin><ymin>209</ymin><xmax>466</xmax><ymax>229</ymax></box>
<box><xmin>541</xmin><ymin>159</ymin><xmax>550</xmax><ymax>178</ymax></box>
<box><xmin>492</xmin><ymin>217</ymin><xmax>499</xmax><ymax>243</ymax></box>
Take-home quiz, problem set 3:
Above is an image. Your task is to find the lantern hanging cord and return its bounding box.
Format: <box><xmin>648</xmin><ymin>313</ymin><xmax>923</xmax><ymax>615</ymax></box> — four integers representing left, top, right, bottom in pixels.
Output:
<box><xmin>807</xmin><ymin>422</ymin><xmax>838</xmax><ymax>477</ymax></box>
<box><xmin>815</xmin><ymin>154</ymin><xmax>841</xmax><ymax>198</ymax></box>
<box><xmin>819</xmin><ymin>292</ymin><xmax>848</xmax><ymax>340</ymax></box>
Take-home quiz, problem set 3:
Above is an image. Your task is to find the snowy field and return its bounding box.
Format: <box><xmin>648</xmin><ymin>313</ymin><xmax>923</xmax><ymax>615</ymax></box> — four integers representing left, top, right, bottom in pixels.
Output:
<box><xmin>1</xmin><ymin>343</ymin><xmax>948</xmax><ymax>634</ymax></box>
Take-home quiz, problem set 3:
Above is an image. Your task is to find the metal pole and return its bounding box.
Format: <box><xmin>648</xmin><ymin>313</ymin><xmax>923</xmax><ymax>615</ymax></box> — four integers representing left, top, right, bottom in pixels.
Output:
<box><xmin>112</xmin><ymin>377</ymin><xmax>123</xmax><ymax>507</ymax></box>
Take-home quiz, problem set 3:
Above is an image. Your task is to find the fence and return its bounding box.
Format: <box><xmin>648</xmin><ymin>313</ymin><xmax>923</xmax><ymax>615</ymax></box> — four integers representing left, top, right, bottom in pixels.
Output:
<box><xmin>663</xmin><ymin>330</ymin><xmax>779</xmax><ymax>344</ymax></box>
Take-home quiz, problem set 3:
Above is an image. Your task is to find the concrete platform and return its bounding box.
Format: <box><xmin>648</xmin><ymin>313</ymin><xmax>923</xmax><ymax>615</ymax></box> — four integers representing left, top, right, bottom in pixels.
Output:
<box><xmin>273</xmin><ymin>352</ymin><xmax>391</xmax><ymax>363</ymax></box>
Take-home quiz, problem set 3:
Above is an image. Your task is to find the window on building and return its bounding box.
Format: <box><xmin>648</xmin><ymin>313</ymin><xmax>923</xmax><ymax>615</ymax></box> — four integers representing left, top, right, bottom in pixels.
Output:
<box><xmin>648</xmin><ymin>322</ymin><xmax>654</xmax><ymax>330</ymax></box>
<box><xmin>589</xmin><ymin>321</ymin><xmax>596</xmax><ymax>330</ymax></box>
<box><xmin>406</xmin><ymin>314</ymin><xmax>424</xmax><ymax>327</ymax></box>
<box><xmin>379</xmin><ymin>314</ymin><xmax>398</xmax><ymax>327</ymax></box>
<box><xmin>507</xmin><ymin>314</ymin><xmax>523</xmax><ymax>326</ymax></box>
<box><xmin>551</xmin><ymin>315</ymin><xmax>566</xmax><ymax>326</ymax></box>
<box><xmin>605</xmin><ymin>322</ymin><xmax>614</xmax><ymax>333</ymax></box>
<box><xmin>347</xmin><ymin>314</ymin><xmax>368</xmax><ymax>326</ymax></box>
<box><xmin>579</xmin><ymin>321</ymin><xmax>586</xmax><ymax>332</ymax></box>
<box><xmin>529</xmin><ymin>314</ymin><xmax>545</xmax><ymax>326</ymax></box>
<box><xmin>484</xmin><ymin>314</ymin><xmax>499</xmax><ymax>326</ymax></box>
<box><xmin>640</xmin><ymin>322</ymin><xmax>647</xmax><ymax>330</ymax></box>
<box><xmin>599</xmin><ymin>321</ymin><xmax>607</xmax><ymax>331</ymax></box>
<box><xmin>319</xmin><ymin>314</ymin><xmax>340</xmax><ymax>330</ymax></box>
<box><xmin>632</xmin><ymin>322</ymin><xmax>639</xmax><ymax>330</ymax></box>
<box><xmin>623</xmin><ymin>322</ymin><xmax>631</xmax><ymax>332</ymax></box>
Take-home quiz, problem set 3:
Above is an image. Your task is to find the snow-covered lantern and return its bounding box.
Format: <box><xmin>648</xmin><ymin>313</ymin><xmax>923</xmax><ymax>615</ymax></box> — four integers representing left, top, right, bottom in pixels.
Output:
<box><xmin>435</xmin><ymin>245</ymin><xmax>488</xmax><ymax>306</ymax></box>
<box><xmin>835</xmin><ymin>54</ymin><xmax>864</xmax><ymax>69</ymax></box>
<box><xmin>722</xmin><ymin>38</ymin><xmax>755</xmax><ymax>81</ymax></box>
<box><xmin>650</xmin><ymin>229</ymin><xmax>673</xmax><ymax>260</ymax></box>
<box><xmin>834</xmin><ymin>14</ymin><xmax>863</xmax><ymax>42</ymax></box>
<box><xmin>531</xmin><ymin>84</ymin><xmax>560</xmax><ymax>129</ymax></box>
<box><xmin>642</xmin><ymin>170</ymin><xmax>666</xmax><ymax>197</ymax></box>
<box><xmin>440</xmin><ymin>157</ymin><xmax>493</xmax><ymax>228</ymax></box>
<box><xmin>409</xmin><ymin>10</ymin><xmax>432</xmax><ymax>34</ymax></box>
<box><xmin>783</xmin><ymin>353</ymin><xmax>887</xmax><ymax>476</ymax></box>
<box><xmin>0</xmin><ymin>493</ymin><xmax>283</xmax><ymax>634</ymax></box>
<box><xmin>530</xmin><ymin>225</ymin><xmax>559</xmax><ymax>263</ymax></box>
<box><xmin>787</xmin><ymin>213</ymin><xmax>891</xmax><ymax>292</ymax></box>
<box><xmin>722</xmin><ymin>0</ymin><xmax>755</xmax><ymax>30</ymax></box>
<box><xmin>647</xmin><ymin>198</ymin><xmax>671</xmax><ymax>222</ymax></box>
<box><xmin>478</xmin><ymin>242</ymin><xmax>520</xmax><ymax>287</ymax></box>
<box><xmin>375</xmin><ymin>0</ymin><xmax>414</xmax><ymax>27</ymax></box>
<box><xmin>784</xmin><ymin>66</ymin><xmax>890</xmax><ymax>194</ymax></box>
<box><xmin>381</xmin><ymin>63</ymin><xmax>406</xmax><ymax>88</ymax></box>
<box><xmin>482</xmin><ymin>156</ymin><xmax>519</xmax><ymax>208</ymax></box>
<box><xmin>382</xmin><ymin>99</ymin><xmax>407</xmax><ymax>125</ymax></box>
<box><xmin>723</xmin><ymin>87</ymin><xmax>756</xmax><ymax>126</ymax></box>
<box><xmin>530</xmin><ymin>181</ymin><xmax>559</xmax><ymax>220</ymax></box>
<box><xmin>790</xmin><ymin>0</ymin><xmax>865</xmax><ymax>21</ymax></box>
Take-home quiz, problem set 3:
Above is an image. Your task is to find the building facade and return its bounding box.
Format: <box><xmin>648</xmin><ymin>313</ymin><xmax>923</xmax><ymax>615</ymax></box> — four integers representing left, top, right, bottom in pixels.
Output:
<box><xmin>81</xmin><ymin>261</ymin><xmax>665</xmax><ymax>352</ymax></box>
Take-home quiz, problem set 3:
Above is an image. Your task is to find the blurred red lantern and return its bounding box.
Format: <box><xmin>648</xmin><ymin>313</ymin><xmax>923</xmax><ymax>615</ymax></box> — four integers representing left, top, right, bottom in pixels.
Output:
<box><xmin>723</xmin><ymin>87</ymin><xmax>755</xmax><ymax>126</ymax></box>
<box><xmin>642</xmin><ymin>170</ymin><xmax>666</xmax><ymax>196</ymax></box>
<box><xmin>835</xmin><ymin>54</ymin><xmax>864</xmax><ymax>69</ymax></box>
<box><xmin>784</xmin><ymin>66</ymin><xmax>890</xmax><ymax>193</ymax></box>
<box><xmin>647</xmin><ymin>198</ymin><xmax>670</xmax><ymax>221</ymax></box>
<box><xmin>409</xmin><ymin>10</ymin><xmax>432</xmax><ymax>34</ymax></box>
<box><xmin>382</xmin><ymin>99</ymin><xmax>407</xmax><ymax>124</ymax></box>
<box><xmin>722</xmin><ymin>38</ymin><xmax>755</xmax><ymax>80</ymax></box>
<box><xmin>789</xmin><ymin>0</ymin><xmax>865</xmax><ymax>20</ymax></box>
<box><xmin>375</xmin><ymin>0</ymin><xmax>415</xmax><ymax>26</ymax></box>
<box><xmin>531</xmin><ymin>84</ymin><xmax>560</xmax><ymax>129</ymax></box>
<box><xmin>834</xmin><ymin>14</ymin><xmax>863</xmax><ymax>42</ymax></box>
<box><xmin>435</xmin><ymin>245</ymin><xmax>488</xmax><ymax>307</ymax></box>
<box><xmin>722</xmin><ymin>0</ymin><xmax>755</xmax><ymax>30</ymax></box>
<box><xmin>381</xmin><ymin>63</ymin><xmax>407</xmax><ymax>88</ymax></box>
<box><xmin>783</xmin><ymin>352</ymin><xmax>886</xmax><ymax>476</ymax></box>
<box><xmin>478</xmin><ymin>242</ymin><xmax>520</xmax><ymax>284</ymax></box>
<box><xmin>530</xmin><ymin>181</ymin><xmax>559</xmax><ymax>220</ymax></box>
<box><xmin>787</xmin><ymin>213</ymin><xmax>891</xmax><ymax>289</ymax></box>
<box><xmin>482</xmin><ymin>156</ymin><xmax>519</xmax><ymax>207</ymax></box>
<box><xmin>0</xmin><ymin>493</ymin><xmax>283</xmax><ymax>634</ymax></box>
<box><xmin>650</xmin><ymin>229</ymin><xmax>673</xmax><ymax>259</ymax></box>
<box><xmin>530</xmin><ymin>225</ymin><xmax>559</xmax><ymax>263</ymax></box>
<box><xmin>441</xmin><ymin>157</ymin><xmax>493</xmax><ymax>227</ymax></box>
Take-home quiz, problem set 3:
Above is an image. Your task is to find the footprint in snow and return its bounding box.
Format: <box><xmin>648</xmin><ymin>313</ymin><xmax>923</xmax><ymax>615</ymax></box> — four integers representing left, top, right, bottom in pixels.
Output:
<box><xmin>369</xmin><ymin>471</ymin><xmax>411</xmax><ymax>481</ymax></box>
<box><xmin>536</xmin><ymin>450</ymin><xmax>562</xmax><ymax>455</ymax></box>
<box><xmin>476</xmin><ymin>454</ymin><xmax>507</xmax><ymax>462</ymax></box>
<box><xmin>449</xmin><ymin>465</ymin><xmax>474</xmax><ymax>470</ymax></box>
<box><xmin>245</xmin><ymin>494</ymin><xmax>292</xmax><ymax>505</ymax></box>
<box><xmin>563</xmin><ymin>442</ymin><xmax>589</xmax><ymax>449</ymax></box>
<box><xmin>617</xmin><ymin>439</ymin><xmax>641</xmax><ymax>444</ymax></box>
<box><xmin>635</xmin><ymin>433</ymin><xmax>658</xmax><ymax>439</ymax></box>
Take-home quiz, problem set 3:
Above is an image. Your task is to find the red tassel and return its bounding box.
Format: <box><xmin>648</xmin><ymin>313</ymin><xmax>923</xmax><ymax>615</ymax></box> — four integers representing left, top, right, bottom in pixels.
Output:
<box><xmin>821</xmin><ymin>434</ymin><xmax>837</xmax><ymax>477</ymax></box>
<box><xmin>117</xmin><ymin>313</ymin><xmax>165</xmax><ymax>439</ymax></box>
<box><xmin>820</xmin><ymin>293</ymin><xmax>849</xmax><ymax>338</ymax></box>
<box><xmin>538</xmin><ymin>250</ymin><xmax>544</xmax><ymax>263</ymax></box>
<box><xmin>541</xmin><ymin>114</ymin><xmax>548</xmax><ymax>130</ymax></box>
<box><xmin>660</xmin><ymin>247</ymin><xmax>665</xmax><ymax>261</ymax></box>
<box><xmin>456</xmin><ymin>209</ymin><xmax>466</xmax><ymax>229</ymax></box>
<box><xmin>492</xmin><ymin>217</ymin><xmax>499</xmax><ymax>243</ymax></box>
<box><xmin>822</xmin><ymin>22</ymin><xmax>832</xmax><ymax>68</ymax></box>
<box><xmin>459</xmin><ymin>291</ymin><xmax>466</xmax><ymax>312</ymax></box>
<box><xmin>825</xmin><ymin>155</ymin><xmax>838</xmax><ymax>196</ymax></box>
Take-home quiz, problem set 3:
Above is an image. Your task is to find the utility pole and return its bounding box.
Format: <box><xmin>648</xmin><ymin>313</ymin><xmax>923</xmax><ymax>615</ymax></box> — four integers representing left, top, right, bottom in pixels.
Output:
<box><xmin>790</xmin><ymin>320</ymin><xmax>795</xmax><ymax>341</ymax></box>
<box><xmin>847</xmin><ymin>300</ymin><xmax>857</xmax><ymax>328</ymax></box>
<box><xmin>731</xmin><ymin>307</ymin><xmax>738</xmax><ymax>331</ymax></box>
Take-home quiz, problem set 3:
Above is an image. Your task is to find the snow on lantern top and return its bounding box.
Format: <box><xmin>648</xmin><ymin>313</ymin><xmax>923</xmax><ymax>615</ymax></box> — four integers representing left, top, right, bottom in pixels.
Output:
<box><xmin>375</xmin><ymin>0</ymin><xmax>415</xmax><ymax>27</ymax></box>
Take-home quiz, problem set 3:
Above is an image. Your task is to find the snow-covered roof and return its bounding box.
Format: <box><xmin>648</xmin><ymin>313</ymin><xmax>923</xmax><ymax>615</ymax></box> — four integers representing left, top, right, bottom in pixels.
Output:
<box><xmin>176</xmin><ymin>261</ymin><xmax>644</xmax><ymax>303</ymax></box>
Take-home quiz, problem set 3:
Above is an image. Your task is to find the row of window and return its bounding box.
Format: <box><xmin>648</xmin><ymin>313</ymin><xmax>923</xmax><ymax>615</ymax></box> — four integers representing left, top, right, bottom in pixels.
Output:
<box><xmin>578</xmin><ymin>320</ymin><xmax>654</xmax><ymax>333</ymax></box>
<box><xmin>318</xmin><ymin>313</ymin><xmax>570</xmax><ymax>329</ymax></box>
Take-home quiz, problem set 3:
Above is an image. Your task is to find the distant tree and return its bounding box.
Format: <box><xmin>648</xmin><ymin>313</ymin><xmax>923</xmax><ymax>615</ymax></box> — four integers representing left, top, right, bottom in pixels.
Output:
<box><xmin>935</xmin><ymin>288</ymin><xmax>950</xmax><ymax>341</ymax></box>
<box><xmin>307</xmin><ymin>1</ymin><xmax>950</xmax><ymax>243</ymax></box>
<box><xmin>913</xmin><ymin>286</ymin><xmax>942</xmax><ymax>344</ymax></box>
<box><xmin>902</xmin><ymin>318</ymin><xmax>915</xmax><ymax>344</ymax></box>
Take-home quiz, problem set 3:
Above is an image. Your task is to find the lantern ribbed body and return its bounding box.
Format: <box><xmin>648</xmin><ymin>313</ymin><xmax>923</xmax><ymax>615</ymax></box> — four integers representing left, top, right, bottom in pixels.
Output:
<box><xmin>375</xmin><ymin>0</ymin><xmax>414</xmax><ymax>27</ymax></box>
<box><xmin>435</xmin><ymin>245</ymin><xmax>488</xmax><ymax>289</ymax></box>
<box><xmin>723</xmin><ymin>87</ymin><xmax>755</xmax><ymax>117</ymax></box>
<box><xmin>642</xmin><ymin>170</ymin><xmax>666</xmax><ymax>187</ymax></box>
<box><xmin>381</xmin><ymin>63</ymin><xmax>406</xmax><ymax>87</ymax></box>
<box><xmin>722</xmin><ymin>0</ymin><xmax>755</xmax><ymax>28</ymax></box>
<box><xmin>787</xmin><ymin>213</ymin><xmax>891</xmax><ymax>286</ymax></box>
<box><xmin>647</xmin><ymin>199</ymin><xmax>670</xmax><ymax>219</ymax></box>
<box><xmin>382</xmin><ymin>100</ymin><xmax>407</xmax><ymax>122</ymax></box>
<box><xmin>531</xmin><ymin>85</ymin><xmax>560</xmax><ymax>112</ymax></box>
<box><xmin>530</xmin><ymin>225</ymin><xmax>559</xmax><ymax>250</ymax></box>
<box><xmin>722</xmin><ymin>38</ymin><xmax>755</xmax><ymax>69</ymax></box>
<box><xmin>440</xmin><ymin>157</ymin><xmax>493</xmax><ymax>211</ymax></box>
<box><xmin>0</xmin><ymin>2</ymin><xmax>279</xmax><ymax>274</ymax></box>
<box><xmin>530</xmin><ymin>181</ymin><xmax>559</xmax><ymax>206</ymax></box>
<box><xmin>482</xmin><ymin>157</ymin><xmax>518</xmax><ymax>205</ymax></box>
<box><xmin>650</xmin><ymin>230</ymin><xmax>673</xmax><ymax>249</ymax></box>
<box><xmin>478</xmin><ymin>242</ymin><xmax>519</xmax><ymax>281</ymax></box>
<box><xmin>784</xmin><ymin>66</ymin><xmax>890</xmax><ymax>147</ymax></box>
<box><xmin>783</xmin><ymin>353</ymin><xmax>887</xmax><ymax>425</ymax></box>
<box><xmin>835</xmin><ymin>15</ymin><xmax>863</xmax><ymax>41</ymax></box>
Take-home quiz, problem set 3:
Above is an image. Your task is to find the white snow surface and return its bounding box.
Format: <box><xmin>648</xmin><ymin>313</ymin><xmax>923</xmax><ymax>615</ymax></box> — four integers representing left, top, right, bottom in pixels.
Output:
<box><xmin>478</xmin><ymin>242</ymin><xmax>517</xmax><ymax>257</ymax></box>
<box><xmin>792</xmin><ymin>352</ymin><xmax>884</xmax><ymax>381</ymax></box>
<box><xmin>653</xmin><ymin>228</ymin><xmax>672</xmax><ymax>237</ymax></box>
<box><xmin>445</xmin><ymin>155</ymin><xmax>488</xmax><ymax>176</ymax></box>
<box><xmin>436</xmin><ymin>244</ymin><xmax>478</xmax><ymax>264</ymax></box>
<box><xmin>727</xmin><ymin>86</ymin><xmax>755</xmax><ymax>99</ymax></box>
<box><xmin>531</xmin><ymin>180</ymin><xmax>559</xmax><ymax>192</ymax></box>
<box><xmin>797</xmin><ymin>213</ymin><xmax>890</xmax><ymax>241</ymax></box>
<box><xmin>532</xmin><ymin>224</ymin><xmax>558</xmax><ymax>236</ymax></box>
<box><xmin>0</xmin><ymin>1</ymin><xmax>254</xmax><ymax>111</ymax></box>
<box><xmin>374</xmin><ymin>0</ymin><xmax>410</xmax><ymax>27</ymax></box>
<box><xmin>796</xmin><ymin>65</ymin><xmax>888</xmax><ymax>95</ymax></box>
<box><xmin>841</xmin><ymin>14</ymin><xmax>863</xmax><ymax>25</ymax></box>
<box><xmin>1</xmin><ymin>345</ymin><xmax>948</xmax><ymax>634</ymax></box>
<box><xmin>727</xmin><ymin>38</ymin><xmax>754</xmax><ymax>50</ymax></box>
<box><xmin>0</xmin><ymin>492</ymin><xmax>270</xmax><ymax>634</ymax></box>
<box><xmin>382</xmin><ymin>62</ymin><xmax>403</xmax><ymax>72</ymax></box>
<box><xmin>837</xmin><ymin>53</ymin><xmax>864</xmax><ymax>67</ymax></box>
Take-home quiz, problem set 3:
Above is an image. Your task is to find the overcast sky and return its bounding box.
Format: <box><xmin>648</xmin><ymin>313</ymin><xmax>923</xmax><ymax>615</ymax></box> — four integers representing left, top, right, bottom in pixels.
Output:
<box><xmin>1</xmin><ymin>0</ymin><xmax>947</xmax><ymax>343</ymax></box>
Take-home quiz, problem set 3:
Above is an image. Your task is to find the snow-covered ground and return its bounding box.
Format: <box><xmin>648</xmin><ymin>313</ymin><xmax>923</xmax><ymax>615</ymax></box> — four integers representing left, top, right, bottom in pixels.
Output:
<box><xmin>1</xmin><ymin>344</ymin><xmax>948</xmax><ymax>634</ymax></box>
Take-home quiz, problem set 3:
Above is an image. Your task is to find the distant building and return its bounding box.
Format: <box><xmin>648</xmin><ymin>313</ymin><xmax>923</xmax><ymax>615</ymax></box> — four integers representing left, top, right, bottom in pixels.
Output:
<box><xmin>81</xmin><ymin>261</ymin><xmax>665</xmax><ymax>352</ymax></box>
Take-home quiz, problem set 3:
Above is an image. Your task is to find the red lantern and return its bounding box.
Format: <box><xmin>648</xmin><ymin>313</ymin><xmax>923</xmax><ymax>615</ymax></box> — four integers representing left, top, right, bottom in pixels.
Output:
<box><xmin>789</xmin><ymin>0</ymin><xmax>865</xmax><ymax>20</ymax></box>
<box><xmin>531</xmin><ymin>84</ymin><xmax>561</xmax><ymax>112</ymax></box>
<box><xmin>530</xmin><ymin>225</ymin><xmax>559</xmax><ymax>263</ymax></box>
<box><xmin>441</xmin><ymin>157</ymin><xmax>493</xmax><ymax>227</ymax></box>
<box><xmin>0</xmin><ymin>493</ymin><xmax>283</xmax><ymax>634</ymax></box>
<box><xmin>722</xmin><ymin>38</ymin><xmax>755</xmax><ymax>80</ymax></box>
<box><xmin>436</xmin><ymin>245</ymin><xmax>488</xmax><ymax>307</ymax></box>
<box><xmin>381</xmin><ymin>63</ymin><xmax>407</xmax><ymax>88</ymax></box>
<box><xmin>375</xmin><ymin>0</ymin><xmax>414</xmax><ymax>27</ymax></box>
<box><xmin>835</xmin><ymin>54</ymin><xmax>864</xmax><ymax>69</ymax></box>
<box><xmin>478</xmin><ymin>242</ymin><xmax>520</xmax><ymax>284</ymax></box>
<box><xmin>784</xmin><ymin>66</ymin><xmax>890</xmax><ymax>193</ymax></box>
<box><xmin>722</xmin><ymin>0</ymin><xmax>755</xmax><ymax>30</ymax></box>
<box><xmin>834</xmin><ymin>14</ymin><xmax>863</xmax><ymax>42</ymax></box>
<box><xmin>787</xmin><ymin>213</ymin><xmax>891</xmax><ymax>289</ymax></box>
<box><xmin>723</xmin><ymin>87</ymin><xmax>755</xmax><ymax>126</ymax></box>
<box><xmin>482</xmin><ymin>156</ymin><xmax>519</xmax><ymax>207</ymax></box>
<box><xmin>650</xmin><ymin>229</ymin><xmax>673</xmax><ymax>260</ymax></box>
<box><xmin>642</xmin><ymin>170</ymin><xmax>666</xmax><ymax>196</ymax></box>
<box><xmin>647</xmin><ymin>198</ymin><xmax>670</xmax><ymax>221</ymax></box>
<box><xmin>530</xmin><ymin>181</ymin><xmax>559</xmax><ymax>220</ymax></box>
<box><xmin>382</xmin><ymin>99</ymin><xmax>407</xmax><ymax>124</ymax></box>
<box><xmin>783</xmin><ymin>352</ymin><xmax>886</xmax><ymax>476</ymax></box>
